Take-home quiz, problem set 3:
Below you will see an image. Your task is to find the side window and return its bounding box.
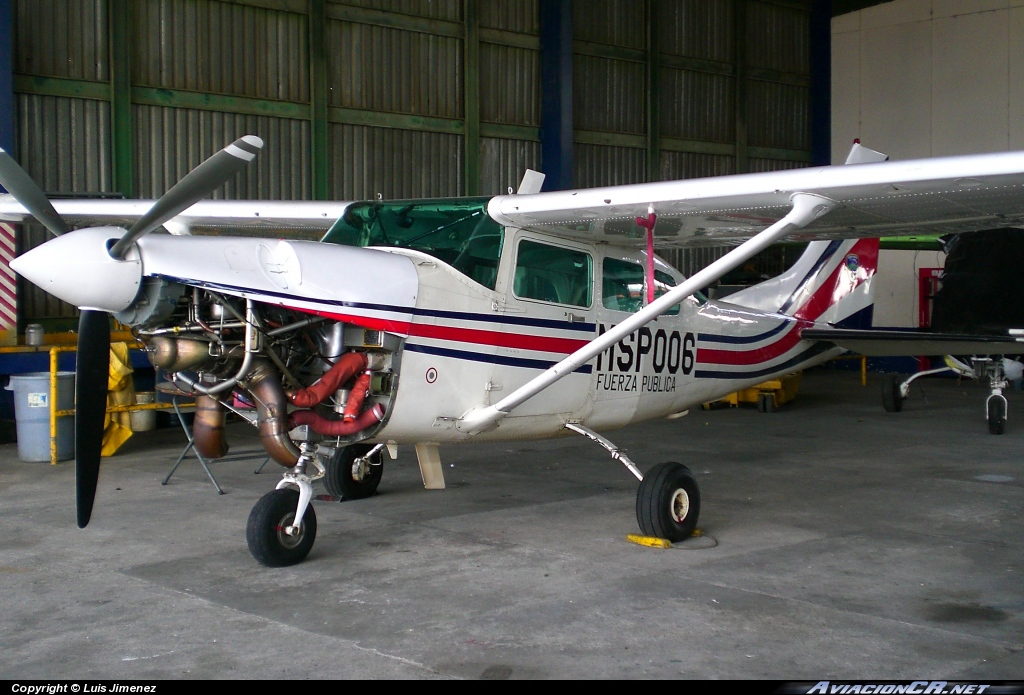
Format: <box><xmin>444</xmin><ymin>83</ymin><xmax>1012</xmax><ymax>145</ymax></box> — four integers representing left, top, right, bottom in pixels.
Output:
<box><xmin>514</xmin><ymin>240</ymin><xmax>593</xmax><ymax>308</ymax></box>
<box><xmin>602</xmin><ymin>258</ymin><xmax>680</xmax><ymax>315</ymax></box>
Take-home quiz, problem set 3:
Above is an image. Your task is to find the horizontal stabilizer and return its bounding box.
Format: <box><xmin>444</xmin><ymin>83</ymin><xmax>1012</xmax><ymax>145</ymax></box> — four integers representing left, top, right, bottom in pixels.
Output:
<box><xmin>801</xmin><ymin>328</ymin><xmax>1024</xmax><ymax>356</ymax></box>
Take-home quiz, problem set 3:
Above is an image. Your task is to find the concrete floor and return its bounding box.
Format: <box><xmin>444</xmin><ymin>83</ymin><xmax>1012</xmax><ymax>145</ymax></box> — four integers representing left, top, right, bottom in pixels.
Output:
<box><xmin>0</xmin><ymin>369</ymin><xmax>1021</xmax><ymax>680</ymax></box>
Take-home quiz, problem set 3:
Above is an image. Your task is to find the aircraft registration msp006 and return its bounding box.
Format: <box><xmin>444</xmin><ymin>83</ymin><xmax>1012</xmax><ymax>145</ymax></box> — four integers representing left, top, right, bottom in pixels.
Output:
<box><xmin>3</xmin><ymin>137</ymin><xmax>1024</xmax><ymax>566</ymax></box>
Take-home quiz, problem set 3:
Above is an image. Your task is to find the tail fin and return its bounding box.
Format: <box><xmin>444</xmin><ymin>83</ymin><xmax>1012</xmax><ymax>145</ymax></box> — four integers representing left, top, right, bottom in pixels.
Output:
<box><xmin>725</xmin><ymin>238</ymin><xmax>879</xmax><ymax>328</ymax></box>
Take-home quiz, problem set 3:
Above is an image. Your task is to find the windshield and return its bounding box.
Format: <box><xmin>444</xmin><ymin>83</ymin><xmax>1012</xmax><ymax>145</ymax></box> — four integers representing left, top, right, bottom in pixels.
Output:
<box><xmin>321</xmin><ymin>197</ymin><xmax>503</xmax><ymax>289</ymax></box>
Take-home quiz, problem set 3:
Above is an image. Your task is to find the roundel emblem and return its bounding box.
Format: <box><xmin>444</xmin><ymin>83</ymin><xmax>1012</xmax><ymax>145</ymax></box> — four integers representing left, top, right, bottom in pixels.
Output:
<box><xmin>844</xmin><ymin>254</ymin><xmax>860</xmax><ymax>272</ymax></box>
<box><xmin>425</xmin><ymin>367</ymin><xmax>438</xmax><ymax>384</ymax></box>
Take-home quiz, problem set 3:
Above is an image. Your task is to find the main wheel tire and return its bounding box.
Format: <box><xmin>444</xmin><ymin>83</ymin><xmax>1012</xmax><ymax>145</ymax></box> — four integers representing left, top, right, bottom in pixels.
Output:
<box><xmin>324</xmin><ymin>444</ymin><xmax>383</xmax><ymax>499</ymax></box>
<box><xmin>988</xmin><ymin>398</ymin><xmax>1006</xmax><ymax>435</ymax></box>
<box><xmin>636</xmin><ymin>462</ymin><xmax>701</xmax><ymax>543</ymax></box>
<box><xmin>882</xmin><ymin>374</ymin><xmax>903</xmax><ymax>412</ymax></box>
<box><xmin>246</xmin><ymin>488</ymin><xmax>317</xmax><ymax>567</ymax></box>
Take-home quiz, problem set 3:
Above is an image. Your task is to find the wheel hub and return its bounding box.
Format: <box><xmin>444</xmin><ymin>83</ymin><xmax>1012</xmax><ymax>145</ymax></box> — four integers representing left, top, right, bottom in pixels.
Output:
<box><xmin>351</xmin><ymin>456</ymin><xmax>370</xmax><ymax>481</ymax></box>
<box><xmin>276</xmin><ymin>514</ymin><xmax>304</xmax><ymax>548</ymax></box>
<box><xmin>670</xmin><ymin>488</ymin><xmax>690</xmax><ymax>523</ymax></box>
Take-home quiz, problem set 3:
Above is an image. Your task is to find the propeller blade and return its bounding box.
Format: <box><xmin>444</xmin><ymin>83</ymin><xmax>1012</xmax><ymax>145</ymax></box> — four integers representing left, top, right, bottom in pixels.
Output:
<box><xmin>109</xmin><ymin>135</ymin><xmax>263</xmax><ymax>259</ymax></box>
<box><xmin>75</xmin><ymin>310</ymin><xmax>110</xmax><ymax>528</ymax></box>
<box><xmin>0</xmin><ymin>147</ymin><xmax>71</xmax><ymax>236</ymax></box>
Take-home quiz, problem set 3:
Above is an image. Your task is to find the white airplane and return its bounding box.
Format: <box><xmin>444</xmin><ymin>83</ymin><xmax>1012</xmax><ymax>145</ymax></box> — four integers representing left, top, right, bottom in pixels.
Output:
<box><xmin>3</xmin><ymin>137</ymin><xmax>1024</xmax><ymax>567</ymax></box>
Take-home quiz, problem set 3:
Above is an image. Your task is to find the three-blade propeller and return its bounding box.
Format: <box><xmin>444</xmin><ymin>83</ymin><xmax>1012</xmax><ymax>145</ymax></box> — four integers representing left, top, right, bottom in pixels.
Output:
<box><xmin>0</xmin><ymin>135</ymin><xmax>263</xmax><ymax>527</ymax></box>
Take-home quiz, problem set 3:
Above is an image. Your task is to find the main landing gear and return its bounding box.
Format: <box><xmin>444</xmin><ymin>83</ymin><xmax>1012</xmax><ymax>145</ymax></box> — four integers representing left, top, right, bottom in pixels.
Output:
<box><xmin>324</xmin><ymin>443</ymin><xmax>385</xmax><ymax>499</ymax></box>
<box><xmin>565</xmin><ymin>423</ymin><xmax>701</xmax><ymax>543</ymax></box>
<box><xmin>882</xmin><ymin>356</ymin><xmax>1021</xmax><ymax>435</ymax></box>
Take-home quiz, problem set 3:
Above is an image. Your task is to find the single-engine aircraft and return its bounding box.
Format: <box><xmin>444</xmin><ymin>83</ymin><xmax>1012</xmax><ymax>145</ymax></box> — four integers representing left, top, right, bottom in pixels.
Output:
<box><xmin>3</xmin><ymin>137</ymin><xmax>1024</xmax><ymax>566</ymax></box>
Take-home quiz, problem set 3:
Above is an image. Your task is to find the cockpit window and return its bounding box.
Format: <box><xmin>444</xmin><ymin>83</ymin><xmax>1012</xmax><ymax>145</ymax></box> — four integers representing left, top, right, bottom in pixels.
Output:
<box><xmin>321</xmin><ymin>197</ymin><xmax>502</xmax><ymax>290</ymax></box>
<box><xmin>602</xmin><ymin>258</ymin><xmax>703</xmax><ymax>314</ymax></box>
<box><xmin>514</xmin><ymin>239</ymin><xmax>593</xmax><ymax>308</ymax></box>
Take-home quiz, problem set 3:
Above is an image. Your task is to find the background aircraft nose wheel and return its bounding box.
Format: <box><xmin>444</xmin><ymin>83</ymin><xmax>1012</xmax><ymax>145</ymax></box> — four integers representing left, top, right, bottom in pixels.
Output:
<box><xmin>246</xmin><ymin>488</ymin><xmax>317</xmax><ymax>567</ymax></box>
<box><xmin>987</xmin><ymin>395</ymin><xmax>1007</xmax><ymax>435</ymax></box>
<box><xmin>882</xmin><ymin>374</ymin><xmax>904</xmax><ymax>412</ymax></box>
<box><xmin>324</xmin><ymin>443</ymin><xmax>384</xmax><ymax>499</ymax></box>
<box><xmin>636</xmin><ymin>461</ymin><xmax>701</xmax><ymax>542</ymax></box>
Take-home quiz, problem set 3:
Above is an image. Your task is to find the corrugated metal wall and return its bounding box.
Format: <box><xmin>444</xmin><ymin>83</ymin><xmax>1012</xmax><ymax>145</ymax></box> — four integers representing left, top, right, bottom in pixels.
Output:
<box><xmin>573</xmin><ymin>0</ymin><xmax>812</xmax><ymax>183</ymax></box>
<box><xmin>331</xmin><ymin>124</ymin><xmax>463</xmax><ymax>199</ymax></box>
<box><xmin>571</xmin><ymin>0</ymin><xmax>813</xmax><ymax>276</ymax></box>
<box><xmin>11</xmin><ymin>0</ymin><xmax>812</xmax><ymax>324</ymax></box>
<box><xmin>133</xmin><ymin>106</ymin><xmax>312</xmax><ymax>199</ymax></box>
<box><xmin>132</xmin><ymin>0</ymin><xmax>310</xmax><ymax>101</ymax></box>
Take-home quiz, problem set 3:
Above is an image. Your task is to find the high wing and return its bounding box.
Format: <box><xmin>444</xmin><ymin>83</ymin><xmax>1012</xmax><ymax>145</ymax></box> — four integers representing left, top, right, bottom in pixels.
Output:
<box><xmin>0</xmin><ymin>196</ymin><xmax>351</xmax><ymax>235</ymax></box>
<box><xmin>486</xmin><ymin>149</ymin><xmax>1024</xmax><ymax>247</ymax></box>
<box><xmin>459</xmin><ymin>149</ymin><xmax>1024</xmax><ymax>432</ymax></box>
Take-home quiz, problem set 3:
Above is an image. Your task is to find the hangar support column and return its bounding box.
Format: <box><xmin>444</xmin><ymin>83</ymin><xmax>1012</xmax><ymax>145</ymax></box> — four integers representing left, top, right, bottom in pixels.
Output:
<box><xmin>540</xmin><ymin>0</ymin><xmax>573</xmax><ymax>191</ymax></box>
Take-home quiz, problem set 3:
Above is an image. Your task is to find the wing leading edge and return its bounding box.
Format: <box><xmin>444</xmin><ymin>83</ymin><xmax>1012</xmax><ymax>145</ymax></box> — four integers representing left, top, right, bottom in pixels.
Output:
<box><xmin>486</xmin><ymin>149</ymin><xmax>1024</xmax><ymax>248</ymax></box>
<box><xmin>0</xmin><ymin>196</ymin><xmax>353</xmax><ymax>235</ymax></box>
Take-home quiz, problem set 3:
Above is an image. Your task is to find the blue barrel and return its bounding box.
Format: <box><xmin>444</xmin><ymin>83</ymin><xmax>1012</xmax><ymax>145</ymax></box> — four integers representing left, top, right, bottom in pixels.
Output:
<box><xmin>7</xmin><ymin>372</ymin><xmax>76</xmax><ymax>462</ymax></box>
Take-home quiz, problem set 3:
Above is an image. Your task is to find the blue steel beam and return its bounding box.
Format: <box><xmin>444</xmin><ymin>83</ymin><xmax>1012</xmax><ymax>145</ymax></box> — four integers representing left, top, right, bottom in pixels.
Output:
<box><xmin>0</xmin><ymin>0</ymin><xmax>13</xmax><ymax>166</ymax></box>
<box><xmin>810</xmin><ymin>0</ymin><xmax>832</xmax><ymax>166</ymax></box>
<box><xmin>539</xmin><ymin>0</ymin><xmax>572</xmax><ymax>191</ymax></box>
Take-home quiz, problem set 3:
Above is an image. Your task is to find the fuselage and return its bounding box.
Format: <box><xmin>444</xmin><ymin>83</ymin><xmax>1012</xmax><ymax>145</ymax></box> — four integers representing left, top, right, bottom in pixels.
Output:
<box><xmin>12</xmin><ymin>196</ymin><xmax>865</xmax><ymax>448</ymax></box>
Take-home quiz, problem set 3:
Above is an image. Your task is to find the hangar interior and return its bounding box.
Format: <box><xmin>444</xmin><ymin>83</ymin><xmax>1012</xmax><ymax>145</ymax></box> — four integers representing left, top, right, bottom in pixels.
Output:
<box><xmin>4</xmin><ymin>0</ymin><xmax>825</xmax><ymax>331</ymax></box>
<box><xmin>1</xmin><ymin>1</ymin><xmax>1023</xmax><ymax>681</ymax></box>
<box><xmin>5</xmin><ymin>1</ymin><xmax>1020</xmax><ymax>337</ymax></box>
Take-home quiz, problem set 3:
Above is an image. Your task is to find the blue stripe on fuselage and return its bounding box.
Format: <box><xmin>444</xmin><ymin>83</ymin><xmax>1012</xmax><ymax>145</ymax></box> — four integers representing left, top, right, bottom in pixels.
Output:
<box><xmin>406</xmin><ymin>343</ymin><xmax>593</xmax><ymax>373</ymax></box>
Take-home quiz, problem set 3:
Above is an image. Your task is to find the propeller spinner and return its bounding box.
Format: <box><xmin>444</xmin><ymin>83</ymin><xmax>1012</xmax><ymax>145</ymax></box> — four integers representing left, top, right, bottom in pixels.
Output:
<box><xmin>1</xmin><ymin>135</ymin><xmax>264</xmax><ymax>527</ymax></box>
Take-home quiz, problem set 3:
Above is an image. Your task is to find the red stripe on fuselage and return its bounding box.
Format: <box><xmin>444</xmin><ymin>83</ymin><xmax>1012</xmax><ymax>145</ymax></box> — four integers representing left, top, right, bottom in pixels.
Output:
<box><xmin>284</xmin><ymin>305</ymin><xmax>588</xmax><ymax>355</ymax></box>
<box><xmin>697</xmin><ymin>323</ymin><xmax>804</xmax><ymax>366</ymax></box>
<box><xmin>407</xmin><ymin>324</ymin><xmax>589</xmax><ymax>354</ymax></box>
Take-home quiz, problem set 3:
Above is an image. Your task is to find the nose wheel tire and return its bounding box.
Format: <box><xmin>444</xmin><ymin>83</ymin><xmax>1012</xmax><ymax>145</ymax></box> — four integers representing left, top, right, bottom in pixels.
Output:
<box><xmin>636</xmin><ymin>462</ymin><xmax>701</xmax><ymax>542</ymax></box>
<box><xmin>246</xmin><ymin>488</ymin><xmax>317</xmax><ymax>567</ymax></box>
<box><xmin>324</xmin><ymin>443</ymin><xmax>384</xmax><ymax>499</ymax></box>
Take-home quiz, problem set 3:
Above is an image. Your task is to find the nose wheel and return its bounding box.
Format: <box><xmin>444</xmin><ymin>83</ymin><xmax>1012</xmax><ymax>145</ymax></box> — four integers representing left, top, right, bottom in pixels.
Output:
<box><xmin>246</xmin><ymin>488</ymin><xmax>318</xmax><ymax>567</ymax></box>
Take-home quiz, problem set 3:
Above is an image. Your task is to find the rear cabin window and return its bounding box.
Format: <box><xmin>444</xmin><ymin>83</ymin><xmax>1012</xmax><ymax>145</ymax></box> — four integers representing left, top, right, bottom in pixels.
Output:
<box><xmin>320</xmin><ymin>197</ymin><xmax>502</xmax><ymax>290</ymax></box>
<box><xmin>602</xmin><ymin>258</ymin><xmax>682</xmax><ymax>315</ymax></box>
<box><xmin>514</xmin><ymin>240</ymin><xmax>593</xmax><ymax>308</ymax></box>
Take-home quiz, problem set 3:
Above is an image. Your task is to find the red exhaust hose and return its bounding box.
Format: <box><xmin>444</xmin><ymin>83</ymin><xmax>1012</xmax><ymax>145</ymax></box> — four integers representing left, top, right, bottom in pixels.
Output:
<box><xmin>288</xmin><ymin>352</ymin><xmax>367</xmax><ymax>408</ymax></box>
<box><xmin>289</xmin><ymin>402</ymin><xmax>385</xmax><ymax>436</ymax></box>
<box><xmin>343</xmin><ymin>369</ymin><xmax>372</xmax><ymax>422</ymax></box>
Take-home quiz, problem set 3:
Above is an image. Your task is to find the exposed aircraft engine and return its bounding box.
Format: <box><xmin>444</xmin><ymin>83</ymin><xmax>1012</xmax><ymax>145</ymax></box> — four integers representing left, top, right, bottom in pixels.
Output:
<box><xmin>137</xmin><ymin>287</ymin><xmax>399</xmax><ymax>468</ymax></box>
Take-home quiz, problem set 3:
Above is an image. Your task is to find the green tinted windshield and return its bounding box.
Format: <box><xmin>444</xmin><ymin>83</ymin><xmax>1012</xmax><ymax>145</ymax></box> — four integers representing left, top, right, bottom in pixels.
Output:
<box><xmin>321</xmin><ymin>197</ymin><xmax>502</xmax><ymax>289</ymax></box>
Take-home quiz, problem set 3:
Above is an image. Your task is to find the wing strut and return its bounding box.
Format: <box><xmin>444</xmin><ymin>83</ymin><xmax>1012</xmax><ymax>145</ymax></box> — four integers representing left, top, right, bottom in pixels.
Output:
<box><xmin>457</xmin><ymin>192</ymin><xmax>838</xmax><ymax>435</ymax></box>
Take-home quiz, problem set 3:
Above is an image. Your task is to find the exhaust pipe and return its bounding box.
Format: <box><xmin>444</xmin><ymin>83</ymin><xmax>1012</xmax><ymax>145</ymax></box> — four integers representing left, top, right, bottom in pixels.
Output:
<box><xmin>245</xmin><ymin>358</ymin><xmax>301</xmax><ymax>467</ymax></box>
<box><xmin>192</xmin><ymin>394</ymin><xmax>230</xmax><ymax>458</ymax></box>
